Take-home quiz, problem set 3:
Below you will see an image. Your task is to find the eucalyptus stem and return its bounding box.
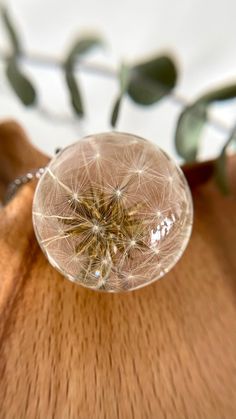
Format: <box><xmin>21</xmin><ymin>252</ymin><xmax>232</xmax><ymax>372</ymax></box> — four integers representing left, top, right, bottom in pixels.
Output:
<box><xmin>0</xmin><ymin>48</ymin><xmax>116</xmax><ymax>77</ymax></box>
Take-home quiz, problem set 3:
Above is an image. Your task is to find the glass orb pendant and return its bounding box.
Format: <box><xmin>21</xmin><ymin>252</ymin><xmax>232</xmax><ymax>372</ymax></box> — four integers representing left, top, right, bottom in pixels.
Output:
<box><xmin>33</xmin><ymin>132</ymin><xmax>193</xmax><ymax>292</ymax></box>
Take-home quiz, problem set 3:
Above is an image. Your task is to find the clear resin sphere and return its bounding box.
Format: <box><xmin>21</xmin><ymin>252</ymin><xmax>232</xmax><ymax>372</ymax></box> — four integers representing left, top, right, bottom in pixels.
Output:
<box><xmin>33</xmin><ymin>132</ymin><xmax>193</xmax><ymax>292</ymax></box>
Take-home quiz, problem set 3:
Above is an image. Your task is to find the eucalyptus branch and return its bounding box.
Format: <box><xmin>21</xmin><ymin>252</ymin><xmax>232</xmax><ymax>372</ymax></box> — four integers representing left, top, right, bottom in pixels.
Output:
<box><xmin>0</xmin><ymin>48</ymin><xmax>116</xmax><ymax>77</ymax></box>
<box><xmin>0</xmin><ymin>47</ymin><xmax>231</xmax><ymax>136</ymax></box>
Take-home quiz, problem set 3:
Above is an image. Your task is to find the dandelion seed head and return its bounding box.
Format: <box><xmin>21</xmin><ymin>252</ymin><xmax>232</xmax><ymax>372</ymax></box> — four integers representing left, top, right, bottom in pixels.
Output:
<box><xmin>72</xmin><ymin>192</ymin><xmax>79</xmax><ymax>200</ymax></box>
<box><xmin>33</xmin><ymin>132</ymin><xmax>193</xmax><ymax>292</ymax></box>
<box><xmin>151</xmin><ymin>247</ymin><xmax>160</xmax><ymax>255</ymax></box>
<box><xmin>92</xmin><ymin>224</ymin><xmax>101</xmax><ymax>234</ymax></box>
<box><xmin>136</xmin><ymin>168</ymin><xmax>144</xmax><ymax>175</ymax></box>
<box><xmin>115</xmin><ymin>188</ymin><xmax>122</xmax><ymax>198</ymax></box>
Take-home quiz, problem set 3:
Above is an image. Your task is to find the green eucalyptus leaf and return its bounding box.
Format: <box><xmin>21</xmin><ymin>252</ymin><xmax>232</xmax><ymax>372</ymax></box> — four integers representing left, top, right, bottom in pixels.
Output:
<box><xmin>64</xmin><ymin>36</ymin><xmax>103</xmax><ymax>117</ymax></box>
<box><xmin>175</xmin><ymin>103</ymin><xmax>207</xmax><ymax>161</ymax></box>
<box><xmin>65</xmin><ymin>68</ymin><xmax>84</xmax><ymax>116</ymax></box>
<box><xmin>65</xmin><ymin>36</ymin><xmax>103</xmax><ymax>67</ymax></box>
<box><xmin>127</xmin><ymin>55</ymin><xmax>177</xmax><ymax>105</ymax></box>
<box><xmin>175</xmin><ymin>83</ymin><xmax>236</xmax><ymax>162</ymax></box>
<box><xmin>6</xmin><ymin>57</ymin><xmax>36</xmax><ymax>106</ymax></box>
<box><xmin>110</xmin><ymin>63</ymin><xmax>130</xmax><ymax>127</ymax></box>
<box><xmin>1</xmin><ymin>6</ymin><xmax>21</xmax><ymax>54</ymax></box>
<box><xmin>215</xmin><ymin>125</ymin><xmax>236</xmax><ymax>194</ymax></box>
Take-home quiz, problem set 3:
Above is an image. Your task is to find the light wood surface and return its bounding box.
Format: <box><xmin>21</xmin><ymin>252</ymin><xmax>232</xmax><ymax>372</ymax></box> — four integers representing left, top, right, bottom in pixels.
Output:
<box><xmin>0</xmin><ymin>121</ymin><xmax>236</xmax><ymax>419</ymax></box>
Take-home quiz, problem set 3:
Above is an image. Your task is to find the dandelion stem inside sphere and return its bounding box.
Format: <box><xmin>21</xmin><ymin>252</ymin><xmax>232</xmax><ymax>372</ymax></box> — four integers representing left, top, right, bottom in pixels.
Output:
<box><xmin>32</xmin><ymin>132</ymin><xmax>193</xmax><ymax>292</ymax></box>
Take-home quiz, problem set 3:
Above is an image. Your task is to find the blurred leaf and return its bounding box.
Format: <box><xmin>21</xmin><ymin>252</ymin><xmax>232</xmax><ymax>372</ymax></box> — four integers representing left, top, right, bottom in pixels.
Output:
<box><xmin>65</xmin><ymin>36</ymin><xmax>104</xmax><ymax>67</ymax></box>
<box><xmin>1</xmin><ymin>6</ymin><xmax>21</xmax><ymax>54</ymax></box>
<box><xmin>64</xmin><ymin>36</ymin><xmax>103</xmax><ymax>117</ymax></box>
<box><xmin>65</xmin><ymin>69</ymin><xmax>84</xmax><ymax>116</ymax></box>
<box><xmin>6</xmin><ymin>57</ymin><xmax>36</xmax><ymax>106</ymax></box>
<box><xmin>215</xmin><ymin>125</ymin><xmax>236</xmax><ymax>194</ymax></box>
<box><xmin>175</xmin><ymin>103</ymin><xmax>207</xmax><ymax>162</ymax></box>
<box><xmin>110</xmin><ymin>63</ymin><xmax>130</xmax><ymax>127</ymax></box>
<box><xmin>127</xmin><ymin>55</ymin><xmax>177</xmax><ymax>105</ymax></box>
<box><xmin>175</xmin><ymin>83</ymin><xmax>236</xmax><ymax>162</ymax></box>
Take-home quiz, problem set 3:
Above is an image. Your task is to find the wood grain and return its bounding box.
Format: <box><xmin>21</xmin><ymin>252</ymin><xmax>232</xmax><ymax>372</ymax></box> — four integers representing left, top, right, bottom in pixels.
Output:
<box><xmin>0</xmin><ymin>121</ymin><xmax>236</xmax><ymax>419</ymax></box>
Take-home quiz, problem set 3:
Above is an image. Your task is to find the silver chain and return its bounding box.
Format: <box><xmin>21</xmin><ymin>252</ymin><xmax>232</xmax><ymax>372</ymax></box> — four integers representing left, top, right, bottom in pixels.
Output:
<box><xmin>4</xmin><ymin>167</ymin><xmax>46</xmax><ymax>204</ymax></box>
<box><xmin>4</xmin><ymin>149</ymin><xmax>62</xmax><ymax>204</ymax></box>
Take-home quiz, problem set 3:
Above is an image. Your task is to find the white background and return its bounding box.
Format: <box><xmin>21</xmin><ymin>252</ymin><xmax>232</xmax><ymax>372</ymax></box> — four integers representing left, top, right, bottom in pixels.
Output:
<box><xmin>0</xmin><ymin>0</ymin><xmax>236</xmax><ymax>161</ymax></box>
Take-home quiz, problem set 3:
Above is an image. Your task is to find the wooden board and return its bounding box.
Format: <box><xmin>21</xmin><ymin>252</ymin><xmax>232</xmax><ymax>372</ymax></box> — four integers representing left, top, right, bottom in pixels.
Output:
<box><xmin>0</xmin><ymin>121</ymin><xmax>236</xmax><ymax>419</ymax></box>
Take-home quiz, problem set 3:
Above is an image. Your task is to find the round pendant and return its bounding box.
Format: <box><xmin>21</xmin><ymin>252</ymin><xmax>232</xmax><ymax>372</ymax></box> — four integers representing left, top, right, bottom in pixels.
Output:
<box><xmin>32</xmin><ymin>132</ymin><xmax>193</xmax><ymax>292</ymax></box>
